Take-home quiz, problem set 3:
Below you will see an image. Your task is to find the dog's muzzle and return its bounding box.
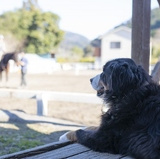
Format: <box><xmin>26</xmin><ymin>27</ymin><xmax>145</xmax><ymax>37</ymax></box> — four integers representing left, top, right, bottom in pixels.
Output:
<box><xmin>90</xmin><ymin>74</ymin><xmax>104</xmax><ymax>97</ymax></box>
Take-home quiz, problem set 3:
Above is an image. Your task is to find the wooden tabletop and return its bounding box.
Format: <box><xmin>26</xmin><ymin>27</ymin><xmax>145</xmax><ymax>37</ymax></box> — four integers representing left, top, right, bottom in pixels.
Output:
<box><xmin>0</xmin><ymin>141</ymin><xmax>133</xmax><ymax>159</ymax></box>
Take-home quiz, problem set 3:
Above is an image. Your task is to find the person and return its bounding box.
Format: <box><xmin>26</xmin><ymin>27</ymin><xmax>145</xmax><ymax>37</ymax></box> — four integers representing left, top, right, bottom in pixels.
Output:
<box><xmin>19</xmin><ymin>52</ymin><xmax>28</xmax><ymax>88</ymax></box>
<box><xmin>0</xmin><ymin>35</ymin><xmax>6</xmax><ymax>60</ymax></box>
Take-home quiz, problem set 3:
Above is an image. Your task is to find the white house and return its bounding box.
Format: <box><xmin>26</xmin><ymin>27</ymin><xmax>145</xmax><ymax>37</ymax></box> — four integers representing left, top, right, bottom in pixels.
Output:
<box><xmin>91</xmin><ymin>26</ymin><xmax>132</xmax><ymax>68</ymax></box>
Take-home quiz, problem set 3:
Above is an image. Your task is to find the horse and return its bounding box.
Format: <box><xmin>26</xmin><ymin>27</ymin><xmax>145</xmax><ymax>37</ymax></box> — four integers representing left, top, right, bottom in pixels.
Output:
<box><xmin>0</xmin><ymin>52</ymin><xmax>20</xmax><ymax>82</ymax></box>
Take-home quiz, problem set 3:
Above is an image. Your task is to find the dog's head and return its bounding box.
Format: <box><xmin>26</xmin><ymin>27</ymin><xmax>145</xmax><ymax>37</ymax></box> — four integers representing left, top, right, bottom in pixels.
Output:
<box><xmin>90</xmin><ymin>58</ymin><xmax>152</xmax><ymax>98</ymax></box>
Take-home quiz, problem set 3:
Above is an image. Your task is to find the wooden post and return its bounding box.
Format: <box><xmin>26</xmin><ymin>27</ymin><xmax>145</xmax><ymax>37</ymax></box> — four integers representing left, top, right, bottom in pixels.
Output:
<box><xmin>131</xmin><ymin>0</ymin><xmax>151</xmax><ymax>73</ymax></box>
<box><xmin>36</xmin><ymin>93</ymin><xmax>48</xmax><ymax>116</ymax></box>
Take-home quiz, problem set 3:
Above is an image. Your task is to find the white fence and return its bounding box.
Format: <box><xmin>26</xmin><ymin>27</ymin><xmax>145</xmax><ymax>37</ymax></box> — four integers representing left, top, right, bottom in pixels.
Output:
<box><xmin>0</xmin><ymin>89</ymin><xmax>102</xmax><ymax>116</ymax></box>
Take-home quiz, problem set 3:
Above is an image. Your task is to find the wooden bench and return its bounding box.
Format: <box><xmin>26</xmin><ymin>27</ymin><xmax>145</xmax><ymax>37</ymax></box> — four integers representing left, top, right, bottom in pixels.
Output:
<box><xmin>0</xmin><ymin>141</ymin><xmax>133</xmax><ymax>159</ymax></box>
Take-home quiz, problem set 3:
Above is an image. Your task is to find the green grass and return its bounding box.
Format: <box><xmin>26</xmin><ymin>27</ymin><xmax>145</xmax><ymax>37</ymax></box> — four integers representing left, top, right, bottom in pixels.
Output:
<box><xmin>0</xmin><ymin>125</ymin><xmax>43</xmax><ymax>156</ymax></box>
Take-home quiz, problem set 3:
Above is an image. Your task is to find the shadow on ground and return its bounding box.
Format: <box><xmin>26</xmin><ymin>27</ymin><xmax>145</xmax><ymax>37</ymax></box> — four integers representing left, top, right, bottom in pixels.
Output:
<box><xmin>0</xmin><ymin>109</ymin><xmax>83</xmax><ymax>156</ymax></box>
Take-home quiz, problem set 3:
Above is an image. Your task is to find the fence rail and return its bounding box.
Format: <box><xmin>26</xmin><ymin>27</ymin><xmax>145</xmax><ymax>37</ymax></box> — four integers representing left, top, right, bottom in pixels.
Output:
<box><xmin>0</xmin><ymin>89</ymin><xmax>102</xmax><ymax>116</ymax></box>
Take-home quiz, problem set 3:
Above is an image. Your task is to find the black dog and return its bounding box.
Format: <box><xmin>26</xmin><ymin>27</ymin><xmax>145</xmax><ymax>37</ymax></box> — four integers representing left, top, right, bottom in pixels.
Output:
<box><xmin>60</xmin><ymin>58</ymin><xmax>160</xmax><ymax>159</ymax></box>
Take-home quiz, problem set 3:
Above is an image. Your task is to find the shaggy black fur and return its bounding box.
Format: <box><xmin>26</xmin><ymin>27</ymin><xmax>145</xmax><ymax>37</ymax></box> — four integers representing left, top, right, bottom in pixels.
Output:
<box><xmin>76</xmin><ymin>58</ymin><xmax>160</xmax><ymax>159</ymax></box>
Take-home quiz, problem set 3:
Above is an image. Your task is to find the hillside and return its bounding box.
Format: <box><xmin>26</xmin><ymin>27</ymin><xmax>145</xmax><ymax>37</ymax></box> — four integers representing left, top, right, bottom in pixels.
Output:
<box><xmin>151</xmin><ymin>8</ymin><xmax>160</xmax><ymax>30</ymax></box>
<box><xmin>117</xmin><ymin>8</ymin><xmax>160</xmax><ymax>38</ymax></box>
<box><xmin>59</xmin><ymin>31</ymin><xmax>90</xmax><ymax>50</ymax></box>
<box><xmin>150</xmin><ymin>8</ymin><xmax>160</xmax><ymax>47</ymax></box>
<box><xmin>59</xmin><ymin>8</ymin><xmax>160</xmax><ymax>53</ymax></box>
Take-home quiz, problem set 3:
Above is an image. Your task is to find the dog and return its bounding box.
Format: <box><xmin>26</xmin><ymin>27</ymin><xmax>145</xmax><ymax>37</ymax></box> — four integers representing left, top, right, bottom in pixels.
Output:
<box><xmin>60</xmin><ymin>58</ymin><xmax>160</xmax><ymax>159</ymax></box>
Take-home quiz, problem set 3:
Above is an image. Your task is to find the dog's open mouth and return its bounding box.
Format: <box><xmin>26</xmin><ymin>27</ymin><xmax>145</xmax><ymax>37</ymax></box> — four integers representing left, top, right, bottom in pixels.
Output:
<box><xmin>90</xmin><ymin>74</ymin><xmax>106</xmax><ymax>97</ymax></box>
<box><xmin>97</xmin><ymin>87</ymin><xmax>105</xmax><ymax>97</ymax></box>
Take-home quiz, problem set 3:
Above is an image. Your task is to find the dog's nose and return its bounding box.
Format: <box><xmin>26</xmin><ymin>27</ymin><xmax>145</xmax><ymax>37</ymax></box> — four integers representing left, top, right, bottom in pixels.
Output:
<box><xmin>90</xmin><ymin>78</ymin><xmax>93</xmax><ymax>83</ymax></box>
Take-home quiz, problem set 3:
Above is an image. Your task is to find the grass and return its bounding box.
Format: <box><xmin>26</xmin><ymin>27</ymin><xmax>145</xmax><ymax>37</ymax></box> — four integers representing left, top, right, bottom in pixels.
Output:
<box><xmin>0</xmin><ymin>124</ymin><xmax>43</xmax><ymax>156</ymax></box>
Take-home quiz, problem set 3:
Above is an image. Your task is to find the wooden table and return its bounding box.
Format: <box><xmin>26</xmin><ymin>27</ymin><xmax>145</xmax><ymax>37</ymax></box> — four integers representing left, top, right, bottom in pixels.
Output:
<box><xmin>0</xmin><ymin>141</ymin><xmax>133</xmax><ymax>159</ymax></box>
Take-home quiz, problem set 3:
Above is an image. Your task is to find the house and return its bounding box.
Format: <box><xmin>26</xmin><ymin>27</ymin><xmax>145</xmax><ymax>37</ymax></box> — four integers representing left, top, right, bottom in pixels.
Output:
<box><xmin>91</xmin><ymin>26</ymin><xmax>132</xmax><ymax>69</ymax></box>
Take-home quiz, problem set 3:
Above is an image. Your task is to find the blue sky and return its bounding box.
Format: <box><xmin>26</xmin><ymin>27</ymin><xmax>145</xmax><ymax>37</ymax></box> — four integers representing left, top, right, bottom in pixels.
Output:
<box><xmin>0</xmin><ymin>0</ymin><xmax>159</xmax><ymax>40</ymax></box>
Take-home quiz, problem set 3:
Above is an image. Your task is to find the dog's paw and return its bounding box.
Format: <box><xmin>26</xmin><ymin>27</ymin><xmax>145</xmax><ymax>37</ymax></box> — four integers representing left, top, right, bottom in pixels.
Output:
<box><xmin>76</xmin><ymin>129</ymin><xmax>89</xmax><ymax>144</ymax></box>
<box><xmin>59</xmin><ymin>131</ymin><xmax>77</xmax><ymax>142</ymax></box>
<box><xmin>76</xmin><ymin>126</ymin><xmax>98</xmax><ymax>144</ymax></box>
<box><xmin>59</xmin><ymin>127</ymin><xmax>98</xmax><ymax>142</ymax></box>
<box><xmin>59</xmin><ymin>132</ymin><xmax>70</xmax><ymax>142</ymax></box>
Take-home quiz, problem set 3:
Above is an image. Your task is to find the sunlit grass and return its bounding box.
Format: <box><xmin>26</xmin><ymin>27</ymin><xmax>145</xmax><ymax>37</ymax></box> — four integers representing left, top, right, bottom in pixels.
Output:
<box><xmin>0</xmin><ymin>123</ymin><xmax>19</xmax><ymax>130</ymax></box>
<box><xmin>27</xmin><ymin>123</ymin><xmax>55</xmax><ymax>134</ymax></box>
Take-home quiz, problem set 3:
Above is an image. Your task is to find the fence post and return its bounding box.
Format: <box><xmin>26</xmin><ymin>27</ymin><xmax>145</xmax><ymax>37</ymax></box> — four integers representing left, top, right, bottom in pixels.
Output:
<box><xmin>36</xmin><ymin>93</ymin><xmax>48</xmax><ymax>116</ymax></box>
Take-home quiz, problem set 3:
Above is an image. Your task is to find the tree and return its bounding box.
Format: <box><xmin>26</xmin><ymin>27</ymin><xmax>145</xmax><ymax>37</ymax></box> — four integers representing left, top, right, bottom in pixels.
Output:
<box><xmin>22</xmin><ymin>10</ymin><xmax>64</xmax><ymax>53</ymax></box>
<box><xmin>0</xmin><ymin>6</ymin><xmax>64</xmax><ymax>53</ymax></box>
<box><xmin>83</xmin><ymin>45</ymin><xmax>93</xmax><ymax>56</ymax></box>
<box><xmin>71</xmin><ymin>46</ymin><xmax>84</xmax><ymax>57</ymax></box>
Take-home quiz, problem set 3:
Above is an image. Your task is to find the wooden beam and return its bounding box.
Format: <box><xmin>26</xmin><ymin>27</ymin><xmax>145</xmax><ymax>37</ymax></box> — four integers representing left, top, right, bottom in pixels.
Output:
<box><xmin>131</xmin><ymin>0</ymin><xmax>151</xmax><ymax>73</ymax></box>
<box><xmin>0</xmin><ymin>141</ymin><xmax>73</xmax><ymax>159</ymax></box>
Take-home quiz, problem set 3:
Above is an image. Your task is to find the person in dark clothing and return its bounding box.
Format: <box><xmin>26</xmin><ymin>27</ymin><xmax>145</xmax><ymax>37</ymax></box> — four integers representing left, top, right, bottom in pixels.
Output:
<box><xmin>19</xmin><ymin>52</ymin><xmax>28</xmax><ymax>87</ymax></box>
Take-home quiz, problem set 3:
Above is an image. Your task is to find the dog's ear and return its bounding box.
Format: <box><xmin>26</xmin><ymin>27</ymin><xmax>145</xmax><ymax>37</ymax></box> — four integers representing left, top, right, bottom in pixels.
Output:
<box><xmin>109</xmin><ymin>62</ymin><xmax>138</xmax><ymax>95</ymax></box>
<box><xmin>136</xmin><ymin>65</ymin><xmax>152</xmax><ymax>84</ymax></box>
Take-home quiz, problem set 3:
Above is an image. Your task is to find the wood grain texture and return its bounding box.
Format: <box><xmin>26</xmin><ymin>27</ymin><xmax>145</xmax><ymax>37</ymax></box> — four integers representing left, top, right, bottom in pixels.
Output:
<box><xmin>0</xmin><ymin>141</ymin><xmax>72</xmax><ymax>159</ymax></box>
<box><xmin>0</xmin><ymin>142</ymin><xmax>134</xmax><ymax>159</ymax></box>
<box><xmin>131</xmin><ymin>0</ymin><xmax>151</xmax><ymax>73</ymax></box>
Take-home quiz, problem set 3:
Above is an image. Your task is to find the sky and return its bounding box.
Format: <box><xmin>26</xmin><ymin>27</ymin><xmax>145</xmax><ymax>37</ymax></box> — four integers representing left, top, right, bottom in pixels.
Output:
<box><xmin>0</xmin><ymin>0</ymin><xmax>159</xmax><ymax>40</ymax></box>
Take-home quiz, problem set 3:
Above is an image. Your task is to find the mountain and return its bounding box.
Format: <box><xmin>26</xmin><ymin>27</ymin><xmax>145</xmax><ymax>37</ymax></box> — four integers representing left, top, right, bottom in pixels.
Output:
<box><xmin>115</xmin><ymin>8</ymin><xmax>160</xmax><ymax>48</ymax></box>
<box><xmin>59</xmin><ymin>8</ymin><xmax>160</xmax><ymax>51</ymax></box>
<box><xmin>151</xmin><ymin>8</ymin><xmax>160</xmax><ymax>30</ymax></box>
<box><xmin>117</xmin><ymin>8</ymin><xmax>160</xmax><ymax>37</ymax></box>
<box><xmin>59</xmin><ymin>31</ymin><xmax>90</xmax><ymax>50</ymax></box>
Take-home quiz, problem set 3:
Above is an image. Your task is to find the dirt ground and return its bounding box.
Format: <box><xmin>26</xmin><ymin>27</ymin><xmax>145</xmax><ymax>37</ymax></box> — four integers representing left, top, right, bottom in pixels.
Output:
<box><xmin>0</xmin><ymin>70</ymin><xmax>102</xmax><ymax>125</ymax></box>
<box><xmin>0</xmin><ymin>70</ymin><xmax>100</xmax><ymax>93</ymax></box>
<box><xmin>0</xmin><ymin>69</ymin><xmax>104</xmax><ymax>155</ymax></box>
